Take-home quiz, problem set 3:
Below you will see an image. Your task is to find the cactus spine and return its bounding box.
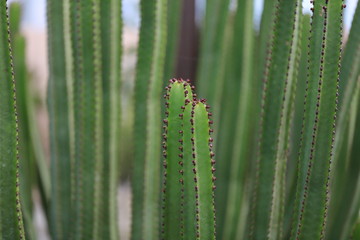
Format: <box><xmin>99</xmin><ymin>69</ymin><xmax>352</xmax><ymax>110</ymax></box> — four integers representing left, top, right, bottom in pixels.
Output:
<box><xmin>162</xmin><ymin>79</ymin><xmax>216</xmax><ymax>240</ymax></box>
<box><xmin>0</xmin><ymin>1</ymin><xmax>25</xmax><ymax>238</ymax></box>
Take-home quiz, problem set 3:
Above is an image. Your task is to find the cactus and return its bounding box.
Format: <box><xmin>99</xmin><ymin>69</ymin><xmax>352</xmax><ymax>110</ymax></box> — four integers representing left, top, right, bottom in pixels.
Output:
<box><xmin>352</xmin><ymin>213</ymin><xmax>360</xmax><ymax>239</ymax></box>
<box><xmin>0</xmin><ymin>1</ymin><xmax>25</xmax><ymax>239</ymax></box>
<box><xmin>163</xmin><ymin>0</ymin><xmax>182</xmax><ymax>82</ymax></box>
<box><xmin>290</xmin><ymin>0</ymin><xmax>344</xmax><ymax>239</ymax></box>
<box><xmin>161</xmin><ymin>79</ymin><xmax>216</xmax><ymax>240</ymax></box>
<box><xmin>283</xmin><ymin>14</ymin><xmax>311</xmax><ymax>238</ymax></box>
<box><xmin>249</xmin><ymin>0</ymin><xmax>302</xmax><ymax>238</ymax></box>
<box><xmin>196</xmin><ymin>0</ymin><xmax>231</xmax><ymax>111</ymax></box>
<box><xmin>326</xmin><ymin>1</ymin><xmax>360</xmax><ymax>239</ymax></box>
<box><xmin>2</xmin><ymin>0</ymin><xmax>360</xmax><ymax>239</ymax></box>
<box><xmin>131</xmin><ymin>0</ymin><xmax>167</xmax><ymax>239</ymax></box>
<box><xmin>10</xmin><ymin>3</ymin><xmax>49</xmax><ymax>239</ymax></box>
<box><xmin>47</xmin><ymin>0</ymin><xmax>122</xmax><ymax>239</ymax></box>
<box><xmin>219</xmin><ymin>0</ymin><xmax>255</xmax><ymax>239</ymax></box>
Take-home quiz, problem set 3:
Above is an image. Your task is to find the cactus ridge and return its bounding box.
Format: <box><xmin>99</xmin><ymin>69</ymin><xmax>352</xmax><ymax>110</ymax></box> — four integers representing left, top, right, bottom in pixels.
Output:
<box><xmin>161</xmin><ymin>79</ymin><xmax>216</xmax><ymax>240</ymax></box>
<box><xmin>250</xmin><ymin>0</ymin><xmax>302</xmax><ymax>238</ymax></box>
<box><xmin>161</xmin><ymin>79</ymin><xmax>193</xmax><ymax>239</ymax></box>
<box><xmin>0</xmin><ymin>1</ymin><xmax>25</xmax><ymax>238</ymax></box>
<box><xmin>327</xmin><ymin>2</ymin><xmax>360</xmax><ymax>238</ymax></box>
<box><xmin>268</xmin><ymin>1</ymin><xmax>302</xmax><ymax>239</ymax></box>
<box><xmin>291</xmin><ymin>0</ymin><xmax>344</xmax><ymax>238</ymax></box>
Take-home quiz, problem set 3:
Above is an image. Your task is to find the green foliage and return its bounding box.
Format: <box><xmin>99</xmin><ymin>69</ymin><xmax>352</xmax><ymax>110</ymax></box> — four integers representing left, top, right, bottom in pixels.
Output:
<box><xmin>0</xmin><ymin>1</ymin><xmax>25</xmax><ymax>239</ymax></box>
<box><xmin>161</xmin><ymin>79</ymin><xmax>216</xmax><ymax>240</ymax></box>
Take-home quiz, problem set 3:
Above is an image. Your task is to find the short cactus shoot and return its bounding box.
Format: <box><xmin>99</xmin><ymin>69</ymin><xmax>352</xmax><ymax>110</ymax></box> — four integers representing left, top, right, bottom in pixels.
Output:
<box><xmin>162</xmin><ymin>79</ymin><xmax>216</xmax><ymax>240</ymax></box>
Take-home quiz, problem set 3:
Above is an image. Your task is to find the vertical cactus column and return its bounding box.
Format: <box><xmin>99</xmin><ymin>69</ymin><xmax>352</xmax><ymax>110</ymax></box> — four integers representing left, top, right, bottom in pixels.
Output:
<box><xmin>0</xmin><ymin>1</ymin><xmax>25</xmax><ymax>239</ymax></box>
<box><xmin>291</xmin><ymin>0</ymin><xmax>344</xmax><ymax>239</ymax></box>
<box><xmin>220</xmin><ymin>0</ymin><xmax>254</xmax><ymax>239</ymax></box>
<box><xmin>47</xmin><ymin>0</ymin><xmax>73</xmax><ymax>238</ymax></box>
<box><xmin>47</xmin><ymin>0</ymin><xmax>122</xmax><ymax>239</ymax></box>
<box><xmin>196</xmin><ymin>0</ymin><xmax>230</xmax><ymax>107</ymax></box>
<box><xmin>161</xmin><ymin>79</ymin><xmax>216</xmax><ymax>240</ymax></box>
<box><xmin>327</xmin><ymin>1</ymin><xmax>360</xmax><ymax>239</ymax></box>
<box><xmin>131</xmin><ymin>0</ymin><xmax>167</xmax><ymax>239</ymax></box>
<box><xmin>99</xmin><ymin>0</ymin><xmax>122</xmax><ymax>239</ymax></box>
<box><xmin>249</xmin><ymin>0</ymin><xmax>302</xmax><ymax>239</ymax></box>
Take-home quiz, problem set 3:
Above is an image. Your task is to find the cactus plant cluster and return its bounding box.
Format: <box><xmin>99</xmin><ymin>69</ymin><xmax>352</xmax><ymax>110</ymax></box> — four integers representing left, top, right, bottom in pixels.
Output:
<box><xmin>1</xmin><ymin>0</ymin><xmax>360</xmax><ymax>239</ymax></box>
<box><xmin>161</xmin><ymin>79</ymin><xmax>216</xmax><ymax>240</ymax></box>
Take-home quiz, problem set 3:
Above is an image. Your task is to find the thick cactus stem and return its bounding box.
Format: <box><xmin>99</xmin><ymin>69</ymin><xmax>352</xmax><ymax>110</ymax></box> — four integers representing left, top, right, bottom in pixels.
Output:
<box><xmin>161</xmin><ymin>79</ymin><xmax>216</xmax><ymax>240</ymax></box>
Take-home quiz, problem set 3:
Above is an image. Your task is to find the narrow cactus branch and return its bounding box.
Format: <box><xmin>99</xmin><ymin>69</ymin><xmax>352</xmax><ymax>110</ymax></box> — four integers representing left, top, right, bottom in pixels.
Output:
<box><xmin>161</xmin><ymin>79</ymin><xmax>193</xmax><ymax>239</ymax></box>
<box><xmin>47</xmin><ymin>0</ymin><xmax>72</xmax><ymax>238</ymax></box>
<box><xmin>71</xmin><ymin>1</ymin><xmax>104</xmax><ymax>238</ymax></box>
<box><xmin>161</xmin><ymin>80</ymin><xmax>216</xmax><ymax>240</ymax></box>
<box><xmin>141</xmin><ymin>0</ymin><xmax>167</xmax><ymax>239</ymax></box>
<box><xmin>327</xmin><ymin>77</ymin><xmax>360</xmax><ymax>240</ymax></box>
<box><xmin>291</xmin><ymin>0</ymin><xmax>344</xmax><ymax>239</ymax></box>
<box><xmin>10</xmin><ymin>3</ymin><xmax>40</xmax><ymax>239</ymax></box>
<box><xmin>221</xmin><ymin>0</ymin><xmax>255</xmax><ymax>239</ymax></box>
<box><xmin>327</xmin><ymin>2</ymin><xmax>360</xmax><ymax>238</ymax></box>
<box><xmin>163</xmin><ymin>0</ymin><xmax>182</xmax><ymax>81</ymax></box>
<box><xmin>196</xmin><ymin>0</ymin><xmax>231</xmax><ymax>108</ymax></box>
<box><xmin>249</xmin><ymin>0</ymin><xmax>302</xmax><ymax>238</ymax></box>
<box><xmin>99</xmin><ymin>0</ymin><xmax>123</xmax><ymax>239</ymax></box>
<box><xmin>132</xmin><ymin>0</ymin><xmax>167</xmax><ymax>239</ymax></box>
<box><xmin>191</xmin><ymin>100</ymin><xmax>216</xmax><ymax>240</ymax></box>
<box><xmin>0</xmin><ymin>1</ymin><xmax>25</xmax><ymax>239</ymax></box>
<box><xmin>182</xmin><ymin>98</ymin><xmax>197</xmax><ymax>239</ymax></box>
<box><xmin>283</xmin><ymin>14</ymin><xmax>311</xmax><ymax>238</ymax></box>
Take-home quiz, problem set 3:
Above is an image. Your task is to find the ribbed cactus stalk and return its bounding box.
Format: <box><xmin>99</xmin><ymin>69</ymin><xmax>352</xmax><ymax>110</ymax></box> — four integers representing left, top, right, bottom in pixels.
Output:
<box><xmin>249</xmin><ymin>0</ymin><xmax>302</xmax><ymax>238</ymax></box>
<box><xmin>291</xmin><ymin>0</ymin><xmax>344</xmax><ymax>239</ymax></box>
<box><xmin>327</xmin><ymin>1</ymin><xmax>360</xmax><ymax>239</ymax></box>
<box><xmin>131</xmin><ymin>0</ymin><xmax>167</xmax><ymax>239</ymax></box>
<box><xmin>220</xmin><ymin>0</ymin><xmax>254</xmax><ymax>238</ymax></box>
<box><xmin>9</xmin><ymin>3</ymin><xmax>39</xmax><ymax>239</ymax></box>
<box><xmin>47</xmin><ymin>0</ymin><xmax>122</xmax><ymax>239</ymax></box>
<box><xmin>161</xmin><ymin>79</ymin><xmax>216</xmax><ymax>240</ymax></box>
<box><xmin>0</xmin><ymin>1</ymin><xmax>25</xmax><ymax>238</ymax></box>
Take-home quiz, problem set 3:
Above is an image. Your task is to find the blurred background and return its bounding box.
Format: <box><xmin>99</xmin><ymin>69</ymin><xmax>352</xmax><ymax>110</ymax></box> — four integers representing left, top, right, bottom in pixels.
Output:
<box><xmin>6</xmin><ymin>0</ymin><xmax>359</xmax><ymax>239</ymax></box>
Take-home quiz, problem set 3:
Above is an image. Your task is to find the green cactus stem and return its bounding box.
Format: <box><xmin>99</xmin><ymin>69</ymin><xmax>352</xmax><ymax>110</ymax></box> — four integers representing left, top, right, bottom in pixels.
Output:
<box><xmin>132</xmin><ymin>0</ymin><xmax>167</xmax><ymax>239</ymax></box>
<box><xmin>219</xmin><ymin>0</ymin><xmax>255</xmax><ymax>239</ymax></box>
<box><xmin>0</xmin><ymin>1</ymin><xmax>25</xmax><ymax>239</ymax></box>
<box><xmin>161</xmin><ymin>79</ymin><xmax>193</xmax><ymax>239</ymax></box>
<box><xmin>161</xmin><ymin>79</ymin><xmax>216</xmax><ymax>240</ymax></box>
<box><xmin>47</xmin><ymin>0</ymin><xmax>122</xmax><ymax>238</ymax></box>
<box><xmin>249</xmin><ymin>0</ymin><xmax>302</xmax><ymax>238</ymax></box>
<box><xmin>290</xmin><ymin>0</ymin><xmax>344</xmax><ymax>239</ymax></box>
<box><xmin>327</xmin><ymin>1</ymin><xmax>360</xmax><ymax>239</ymax></box>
